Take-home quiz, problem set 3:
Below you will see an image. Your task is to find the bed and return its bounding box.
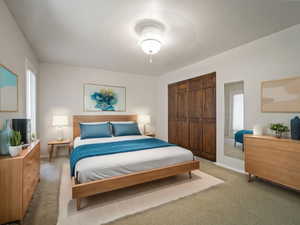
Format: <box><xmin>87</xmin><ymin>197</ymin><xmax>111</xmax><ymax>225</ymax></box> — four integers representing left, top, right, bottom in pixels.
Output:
<box><xmin>71</xmin><ymin>115</ymin><xmax>200</xmax><ymax>210</ymax></box>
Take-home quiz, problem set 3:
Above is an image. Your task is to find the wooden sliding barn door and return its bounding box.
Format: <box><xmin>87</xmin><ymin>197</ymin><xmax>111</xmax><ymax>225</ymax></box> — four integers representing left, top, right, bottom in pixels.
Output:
<box><xmin>168</xmin><ymin>73</ymin><xmax>216</xmax><ymax>161</ymax></box>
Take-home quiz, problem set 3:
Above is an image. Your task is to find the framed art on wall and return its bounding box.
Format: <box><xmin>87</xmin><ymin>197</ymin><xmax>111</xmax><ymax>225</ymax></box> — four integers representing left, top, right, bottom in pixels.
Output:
<box><xmin>84</xmin><ymin>83</ymin><xmax>126</xmax><ymax>112</ymax></box>
<box><xmin>0</xmin><ymin>64</ymin><xmax>18</xmax><ymax>112</ymax></box>
<box><xmin>261</xmin><ymin>76</ymin><xmax>300</xmax><ymax>113</ymax></box>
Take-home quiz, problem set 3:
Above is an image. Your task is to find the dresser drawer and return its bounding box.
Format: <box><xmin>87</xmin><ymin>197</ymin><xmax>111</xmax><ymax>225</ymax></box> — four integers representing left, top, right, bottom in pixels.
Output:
<box><xmin>22</xmin><ymin>143</ymin><xmax>40</xmax><ymax>215</ymax></box>
<box><xmin>245</xmin><ymin>136</ymin><xmax>300</xmax><ymax>190</ymax></box>
<box><xmin>0</xmin><ymin>159</ymin><xmax>22</xmax><ymax>224</ymax></box>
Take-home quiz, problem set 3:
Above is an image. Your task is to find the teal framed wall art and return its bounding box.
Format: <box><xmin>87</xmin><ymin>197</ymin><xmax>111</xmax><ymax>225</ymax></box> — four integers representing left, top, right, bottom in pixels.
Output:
<box><xmin>0</xmin><ymin>65</ymin><xmax>18</xmax><ymax>112</ymax></box>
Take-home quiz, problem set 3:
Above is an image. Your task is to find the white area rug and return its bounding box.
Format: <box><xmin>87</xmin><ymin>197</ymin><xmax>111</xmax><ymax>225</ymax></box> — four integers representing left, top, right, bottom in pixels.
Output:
<box><xmin>57</xmin><ymin>163</ymin><xmax>224</xmax><ymax>225</ymax></box>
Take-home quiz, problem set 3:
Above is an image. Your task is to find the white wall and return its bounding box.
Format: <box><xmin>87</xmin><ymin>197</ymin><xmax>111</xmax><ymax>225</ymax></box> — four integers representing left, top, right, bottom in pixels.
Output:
<box><xmin>0</xmin><ymin>0</ymin><xmax>38</xmax><ymax>126</ymax></box>
<box><xmin>157</xmin><ymin>24</ymin><xmax>300</xmax><ymax>172</ymax></box>
<box><xmin>38</xmin><ymin>63</ymin><xmax>158</xmax><ymax>156</ymax></box>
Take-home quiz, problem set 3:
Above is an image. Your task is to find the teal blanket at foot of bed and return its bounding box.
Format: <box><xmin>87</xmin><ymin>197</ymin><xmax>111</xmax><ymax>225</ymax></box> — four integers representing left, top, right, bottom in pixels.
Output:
<box><xmin>70</xmin><ymin>138</ymin><xmax>175</xmax><ymax>176</ymax></box>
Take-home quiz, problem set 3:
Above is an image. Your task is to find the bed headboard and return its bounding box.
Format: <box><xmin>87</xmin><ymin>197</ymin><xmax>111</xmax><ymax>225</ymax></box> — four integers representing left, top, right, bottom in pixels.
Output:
<box><xmin>72</xmin><ymin>115</ymin><xmax>138</xmax><ymax>139</ymax></box>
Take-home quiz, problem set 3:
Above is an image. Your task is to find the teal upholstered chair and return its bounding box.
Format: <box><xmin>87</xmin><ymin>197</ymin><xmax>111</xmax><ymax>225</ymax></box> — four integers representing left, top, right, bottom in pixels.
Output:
<box><xmin>234</xmin><ymin>130</ymin><xmax>253</xmax><ymax>150</ymax></box>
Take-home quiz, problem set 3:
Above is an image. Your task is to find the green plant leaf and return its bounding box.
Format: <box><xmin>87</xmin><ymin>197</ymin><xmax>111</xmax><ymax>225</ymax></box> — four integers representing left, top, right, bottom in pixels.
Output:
<box><xmin>9</xmin><ymin>130</ymin><xmax>22</xmax><ymax>146</ymax></box>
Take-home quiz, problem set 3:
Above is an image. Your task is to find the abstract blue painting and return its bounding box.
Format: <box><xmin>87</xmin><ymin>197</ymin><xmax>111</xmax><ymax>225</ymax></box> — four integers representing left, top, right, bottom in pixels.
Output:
<box><xmin>84</xmin><ymin>84</ymin><xmax>126</xmax><ymax>112</ymax></box>
<box><xmin>0</xmin><ymin>65</ymin><xmax>18</xmax><ymax>112</ymax></box>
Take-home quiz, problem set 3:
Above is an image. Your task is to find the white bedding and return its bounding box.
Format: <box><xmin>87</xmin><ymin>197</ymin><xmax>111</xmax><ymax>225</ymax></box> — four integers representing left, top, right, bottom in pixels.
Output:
<box><xmin>73</xmin><ymin>135</ymin><xmax>194</xmax><ymax>183</ymax></box>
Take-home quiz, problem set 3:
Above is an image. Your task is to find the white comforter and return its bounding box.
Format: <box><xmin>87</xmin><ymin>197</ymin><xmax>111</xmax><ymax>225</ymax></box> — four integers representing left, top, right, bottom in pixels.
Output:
<box><xmin>73</xmin><ymin>135</ymin><xmax>194</xmax><ymax>183</ymax></box>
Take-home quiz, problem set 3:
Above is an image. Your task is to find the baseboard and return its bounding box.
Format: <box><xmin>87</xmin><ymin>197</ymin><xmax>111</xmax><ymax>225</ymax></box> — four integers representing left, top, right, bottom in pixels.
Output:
<box><xmin>214</xmin><ymin>162</ymin><xmax>246</xmax><ymax>174</ymax></box>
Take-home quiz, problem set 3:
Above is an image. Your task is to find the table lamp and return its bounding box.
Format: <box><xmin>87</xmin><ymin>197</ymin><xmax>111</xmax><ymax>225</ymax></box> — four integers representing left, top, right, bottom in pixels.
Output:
<box><xmin>138</xmin><ymin>115</ymin><xmax>151</xmax><ymax>134</ymax></box>
<box><xmin>52</xmin><ymin>115</ymin><xmax>68</xmax><ymax>141</ymax></box>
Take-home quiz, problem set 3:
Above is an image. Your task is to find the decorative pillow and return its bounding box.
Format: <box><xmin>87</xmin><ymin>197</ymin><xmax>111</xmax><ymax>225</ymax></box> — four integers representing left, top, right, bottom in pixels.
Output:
<box><xmin>80</xmin><ymin>122</ymin><xmax>109</xmax><ymax>125</ymax></box>
<box><xmin>111</xmin><ymin>123</ymin><xmax>141</xmax><ymax>136</ymax></box>
<box><xmin>110</xmin><ymin>121</ymin><xmax>135</xmax><ymax>124</ymax></box>
<box><xmin>80</xmin><ymin>122</ymin><xmax>112</xmax><ymax>139</ymax></box>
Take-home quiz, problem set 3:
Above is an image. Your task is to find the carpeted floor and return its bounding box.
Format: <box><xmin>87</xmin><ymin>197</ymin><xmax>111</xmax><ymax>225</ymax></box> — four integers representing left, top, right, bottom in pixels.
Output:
<box><xmin>22</xmin><ymin>156</ymin><xmax>300</xmax><ymax>225</ymax></box>
<box><xmin>22</xmin><ymin>157</ymin><xmax>64</xmax><ymax>225</ymax></box>
<box><xmin>224</xmin><ymin>137</ymin><xmax>244</xmax><ymax>160</ymax></box>
<box><xmin>57</xmin><ymin>164</ymin><xmax>223</xmax><ymax>225</ymax></box>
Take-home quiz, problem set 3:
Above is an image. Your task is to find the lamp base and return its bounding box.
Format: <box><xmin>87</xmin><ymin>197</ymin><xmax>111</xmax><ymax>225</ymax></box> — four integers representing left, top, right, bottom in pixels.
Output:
<box><xmin>56</xmin><ymin>127</ymin><xmax>64</xmax><ymax>142</ymax></box>
<box><xmin>56</xmin><ymin>137</ymin><xmax>64</xmax><ymax>141</ymax></box>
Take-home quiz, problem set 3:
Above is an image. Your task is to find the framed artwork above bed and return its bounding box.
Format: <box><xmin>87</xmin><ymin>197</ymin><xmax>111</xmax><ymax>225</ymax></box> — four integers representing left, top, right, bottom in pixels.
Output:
<box><xmin>261</xmin><ymin>76</ymin><xmax>300</xmax><ymax>113</ymax></box>
<box><xmin>84</xmin><ymin>83</ymin><xmax>126</xmax><ymax>112</ymax></box>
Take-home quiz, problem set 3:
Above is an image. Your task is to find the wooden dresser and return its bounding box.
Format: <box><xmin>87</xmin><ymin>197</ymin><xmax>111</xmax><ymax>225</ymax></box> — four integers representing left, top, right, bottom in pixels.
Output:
<box><xmin>0</xmin><ymin>140</ymin><xmax>40</xmax><ymax>224</ymax></box>
<box><xmin>245</xmin><ymin>135</ymin><xmax>300</xmax><ymax>190</ymax></box>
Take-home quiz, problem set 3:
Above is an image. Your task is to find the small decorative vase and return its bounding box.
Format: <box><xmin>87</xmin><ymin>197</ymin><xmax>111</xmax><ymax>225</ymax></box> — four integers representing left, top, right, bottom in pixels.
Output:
<box><xmin>9</xmin><ymin>145</ymin><xmax>22</xmax><ymax>157</ymax></box>
<box><xmin>0</xmin><ymin>120</ymin><xmax>12</xmax><ymax>155</ymax></box>
<box><xmin>291</xmin><ymin>116</ymin><xmax>300</xmax><ymax>140</ymax></box>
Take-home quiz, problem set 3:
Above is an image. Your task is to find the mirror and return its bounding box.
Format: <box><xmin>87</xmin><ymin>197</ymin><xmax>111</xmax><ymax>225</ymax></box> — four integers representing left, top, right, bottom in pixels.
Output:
<box><xmin>0</xmin><ymin>65</ymin><xmax>18</xmax><ymax>112</ymax></box>
<box><xmin>224</xmin><ymin>81</ymin><xmax>245</xmax><ymax>160</ymax></box>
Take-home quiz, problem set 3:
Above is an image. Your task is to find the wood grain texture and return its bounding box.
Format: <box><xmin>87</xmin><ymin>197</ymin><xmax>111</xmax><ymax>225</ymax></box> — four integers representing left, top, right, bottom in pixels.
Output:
<box><xmin>0</xmin><ymin>141</ymin><xmax>40</xmax><ymax>224</ymax></box>
<box><xmin>189</xmin><ymin>119</ymin><xmax>203</xmax><ymax>156</ymax></box>
<box><xmin>22</xmin><ymin>143</ymin><xmax>40</xmax><ymax>215</ymax></box>
<box><xmin>0</xmin><ymin>157</ymin><xmax>22</xmax><ymax>223</ymax></box>
<box><xmin>48</xmin><ymin>140</ymin><xmax>72</xmax><ymax>161</ymax></box>
<box><xmin>168</xmin><ymin>84</ymin><xmax>177</xmax><ymax>144</ymax></box>
<box><xmin>201</xmin><ymin>120</ymin><xmax>216</xmax><ymax>161</ymax></box>
<box><xmin>73</xmin><ymin>115</ymin><xmax>137</xmax><ymax>139</ymax></box>
<box><xmin>72</xmin><ymin>160</ymin><xmax>200</xmax><ymax>199</ymax></box>
<box><xmin>48</xmin><ymin>139</ymin><xmax>72</xmax><ymax>145</ymax></box>
<box><xmin>245</xmin><ymin>135</ymin><xmax>300</xmax><ymax>190</ymax></box>
<box><xmin>168</xmin><ymin>72</ymin><xmax>216</xmax><ymax>161</ymax></box>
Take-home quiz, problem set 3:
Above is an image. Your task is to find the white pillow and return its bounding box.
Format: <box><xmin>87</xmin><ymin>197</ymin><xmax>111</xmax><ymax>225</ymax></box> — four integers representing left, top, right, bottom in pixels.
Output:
<box><xmin>80</xmin><ymin>121</ymin><xmax>109</xmax><ymax>125</ymax></box>
<box><xmin>110</xmin><ymin>121</ymin><xmax>135</xmax><ymax>124</ymax></box>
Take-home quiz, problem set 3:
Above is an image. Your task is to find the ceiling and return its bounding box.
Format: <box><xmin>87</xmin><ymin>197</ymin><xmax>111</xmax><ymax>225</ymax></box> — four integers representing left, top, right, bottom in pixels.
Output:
<box><xmin>5</xmin><ymin>0</ymin><xmax>300</xmax><ymax>76</ymax></box>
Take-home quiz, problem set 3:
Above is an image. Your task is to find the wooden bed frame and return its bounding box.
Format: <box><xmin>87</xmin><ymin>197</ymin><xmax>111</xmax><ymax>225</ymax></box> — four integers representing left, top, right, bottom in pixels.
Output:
<box><xmin>71</xmin><ymin>115</ymin><xmax>200</xmax><ymax>210</ymax></box>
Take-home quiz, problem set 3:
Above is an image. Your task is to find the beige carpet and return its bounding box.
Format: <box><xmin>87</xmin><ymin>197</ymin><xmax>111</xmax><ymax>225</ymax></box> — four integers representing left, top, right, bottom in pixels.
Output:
<box><xmin>20</xmin><ymin>157</ymin><xmax>300</xmax><ymax>225</ymax></box>
<box><xmin>57</xmin><ymin>163</ymin><xmax>223</xmax><ymax>225</ymax></box>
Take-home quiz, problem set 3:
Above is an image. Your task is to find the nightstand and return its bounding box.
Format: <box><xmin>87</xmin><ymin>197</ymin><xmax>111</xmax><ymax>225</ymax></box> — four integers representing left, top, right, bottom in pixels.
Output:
<box><xmin>145</xmin><ymin>133</ymin><xmax>155</xmax><ymax>137</ymax></box>
<box><xmin>48</xmin><ymin>140</ymin><xmax>72</xmax><ymax>162</ymax></box>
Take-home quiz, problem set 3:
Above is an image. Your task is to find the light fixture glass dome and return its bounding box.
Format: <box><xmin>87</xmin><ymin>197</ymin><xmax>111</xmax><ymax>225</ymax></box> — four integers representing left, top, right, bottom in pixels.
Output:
<box><xmin>140</xmin><ymin>39</ymin><xmax>161</xmax><ymax>55</ymax></box>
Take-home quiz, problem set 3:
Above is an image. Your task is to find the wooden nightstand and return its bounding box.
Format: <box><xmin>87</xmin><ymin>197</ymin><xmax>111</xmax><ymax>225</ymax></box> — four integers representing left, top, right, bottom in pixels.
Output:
<box><xmin>48</xmin><ymin>140</ymin><xmax>72</xmax><ymax>162</ymax></box>
<box><xmin>145</xmin><ymin>133</ymin><xmax>155</xmax><ymax>137</ymax></box>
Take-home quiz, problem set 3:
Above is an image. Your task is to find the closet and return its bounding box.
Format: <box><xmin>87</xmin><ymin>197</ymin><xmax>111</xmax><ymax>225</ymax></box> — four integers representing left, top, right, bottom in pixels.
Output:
<box><xmin>168</xmin><ymin>72</ymin><xmax>216</xmax><ymax>161</ymax></box>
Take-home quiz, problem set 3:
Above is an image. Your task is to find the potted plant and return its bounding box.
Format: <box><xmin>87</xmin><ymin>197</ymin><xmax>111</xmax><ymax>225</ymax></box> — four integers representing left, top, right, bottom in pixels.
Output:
<box><xmin>9</xmin><ymin>130</ymin><xmax>22</xmax><ymax>157</ymax></box>
<box><xmin>270</xmin><ymin>123</ymin><xmax>289</xmax><ymax>138</ymax></box>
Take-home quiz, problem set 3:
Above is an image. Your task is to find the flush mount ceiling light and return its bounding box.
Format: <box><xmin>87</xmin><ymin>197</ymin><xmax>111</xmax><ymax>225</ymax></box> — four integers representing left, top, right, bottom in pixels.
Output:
<box><xmin>140</xmin><ymin>39</ymin><xmax>161</xmax><ymax>55</ymax></box>
<box><xmin>138</xmin><ymin>23</ymin><xmax>164</xmax><ymax>63</ymax></box>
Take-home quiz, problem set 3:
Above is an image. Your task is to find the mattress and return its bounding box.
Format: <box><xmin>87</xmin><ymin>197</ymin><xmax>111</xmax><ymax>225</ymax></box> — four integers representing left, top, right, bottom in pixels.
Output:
<box><xmin>73</xmin><ymin>135</ymin><xmax>194</xmax><ymax>183</ymax></box>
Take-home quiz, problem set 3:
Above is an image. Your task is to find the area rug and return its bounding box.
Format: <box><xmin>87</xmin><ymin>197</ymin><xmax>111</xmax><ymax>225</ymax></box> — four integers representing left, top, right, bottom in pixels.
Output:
<box><xmin>57</xmin><ymin>163</ymin><xmax>224</xmax><ymax>225</ymax></box>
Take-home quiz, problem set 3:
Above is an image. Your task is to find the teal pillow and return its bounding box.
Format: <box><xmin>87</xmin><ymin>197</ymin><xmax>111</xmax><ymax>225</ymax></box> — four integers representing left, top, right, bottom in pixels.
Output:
<box><xmin>112</xmin><ymin>123</ymin><xmax>141</xmax><ymax>136</ymax></box>
<box><xmin>80</xmin><ymin>123</ymin><xmax>112</xmax><ymax>139</ymax></box>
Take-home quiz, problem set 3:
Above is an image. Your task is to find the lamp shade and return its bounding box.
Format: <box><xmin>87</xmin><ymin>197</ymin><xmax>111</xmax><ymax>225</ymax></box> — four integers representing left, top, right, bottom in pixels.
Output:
<box><xmin>138</xmin><ymin>115</ymin><xmax>151</xmax><ymax>124</ymax></box>
<box><xmin>52</xmin><ymin>115</ymin><xmax>68</xmax><ymax>127</ymax></box>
